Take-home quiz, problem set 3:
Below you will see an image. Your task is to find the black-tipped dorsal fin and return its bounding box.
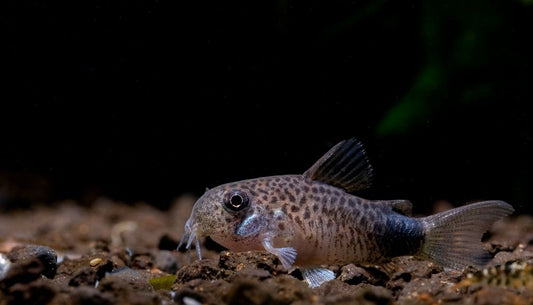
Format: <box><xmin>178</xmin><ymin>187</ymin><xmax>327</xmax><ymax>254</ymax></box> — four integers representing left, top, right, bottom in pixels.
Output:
<box><xmin>303</xmin><ymin>138</ymin><xmax>373</xmax><ymax>193</ymax></box>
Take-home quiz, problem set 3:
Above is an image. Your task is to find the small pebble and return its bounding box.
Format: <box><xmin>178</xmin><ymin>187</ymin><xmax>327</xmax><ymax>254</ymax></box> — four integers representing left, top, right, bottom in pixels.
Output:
<box><xmin>69</xmin><ymin>259</ymin><xmax>113</xmax><ymax>287</ymax></box>
<box><xmin>90</xmin><ymin>258</ymin><xmax>102</xmax><ymax>267</ymax></box>
<box><xmin>154</xmin><ymin>250</ymin><xmax>178</xmax><ymax>273</ymax></box>
<box><xmin>6</xmin><ymin>244</ymin><xmax>57</xmax><ymax>279</ymax></box>
<box><xmin>99</xmin><ymin>267</ymin><xmax>154</xmax><ymax>293</ymax></box>
<box><xmin>0</xmin><ymin>253</ymin><xmax>11</xmax><ymax>280</ymax></box>
<box><xmin>182</xmin><ymin>296</ymin><xmax>202</xmax><ymax>305</ymax></box>
<box><xmin>339</xmin><ymin>264</ymin><xmax>369</xmax><ymax>283</ymax></box>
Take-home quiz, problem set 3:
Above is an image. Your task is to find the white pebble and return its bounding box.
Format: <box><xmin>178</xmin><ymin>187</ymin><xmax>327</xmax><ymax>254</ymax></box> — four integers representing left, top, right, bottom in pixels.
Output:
<box><xmin>182</xmin><ymin>296</ymin><xmax>202</xmax><ymax>305</ymax></box>
<box><xmin>0</xmin><ymin>253</ymin><xmax>11</xmax><ymax>280</ymax></box>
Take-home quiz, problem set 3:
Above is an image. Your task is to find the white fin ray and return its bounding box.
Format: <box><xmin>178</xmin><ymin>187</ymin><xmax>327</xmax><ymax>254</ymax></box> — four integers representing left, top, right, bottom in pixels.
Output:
<box><xmin>262</xmin><ymin>238</ymin><xmax>297</xmax><ymax>270</ymax></box>
<box><xmin>301</xmin><ymin>267</ymin><xmax>336</xmax><ymax>288</ymax></box>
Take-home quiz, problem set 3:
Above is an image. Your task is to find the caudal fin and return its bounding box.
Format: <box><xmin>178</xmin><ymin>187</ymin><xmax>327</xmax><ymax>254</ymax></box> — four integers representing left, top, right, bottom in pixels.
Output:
<box><xmin>419</xmin><ymin>200</ymin><xmax>514</xmax><ymax>270</ymax></box>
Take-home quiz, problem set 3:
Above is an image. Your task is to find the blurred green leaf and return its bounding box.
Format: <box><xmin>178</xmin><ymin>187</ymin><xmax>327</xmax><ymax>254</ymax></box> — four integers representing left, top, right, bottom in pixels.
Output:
<box><xmin>376</xmin><ymin>64</ymin><xmax>443</xmax><ymax>136</ymax></box>
<box><xmin>376</xmin><ymin>1</ymin><xmax>510</xmax><ymax>137</ymax></box>
<box><xmin>461</xmin><ymin>84</ymin><xmax>493</xmax><ymax>105</ymax></box>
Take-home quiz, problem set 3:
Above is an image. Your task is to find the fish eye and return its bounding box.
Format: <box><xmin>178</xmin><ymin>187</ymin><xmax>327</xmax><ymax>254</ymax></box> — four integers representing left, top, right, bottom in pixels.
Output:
<box><xmin>223</xmin><ymin>190</ymin><xmax>250</xmax><ymax>213</ymax></box>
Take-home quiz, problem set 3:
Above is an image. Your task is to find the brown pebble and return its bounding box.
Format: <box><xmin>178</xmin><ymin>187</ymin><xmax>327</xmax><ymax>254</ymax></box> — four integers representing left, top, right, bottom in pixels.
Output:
<box><xmin>6</xmin><ymin>245</ymin><xmax>58</xmax><ymax>279</ymax></box>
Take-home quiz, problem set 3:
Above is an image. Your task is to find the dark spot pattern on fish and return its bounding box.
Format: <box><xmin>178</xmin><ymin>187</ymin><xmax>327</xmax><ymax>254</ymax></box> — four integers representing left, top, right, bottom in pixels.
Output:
<box><xmin>339</xmin><ymin>197</ymin><xmax>346</xmax><ymax>206</ymax></box>
<box><xmin>295</xmin><ymin>216</ymin><xmax>303</xmax><ymax>229</ymax></box>
<box><xmin>303</xmin><ymin>206</ymin><xmax>311</xmax><ymax>220</ymax></box>
<box><xmin>359</xmin><ymin>216</ymin><xmax>367</xmax><ymax>229</ymax></box>
<box><xmin>367</xmin><ymin>211</ymin><xmax>375</xmax><ymax>223</ymax></box>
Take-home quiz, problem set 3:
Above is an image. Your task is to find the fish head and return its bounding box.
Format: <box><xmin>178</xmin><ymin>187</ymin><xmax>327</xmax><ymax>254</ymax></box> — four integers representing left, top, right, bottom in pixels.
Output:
<box><xmin>179</xmin><ymin>180</ymin><xmax>271</xmax><ymax>258</ymax></box>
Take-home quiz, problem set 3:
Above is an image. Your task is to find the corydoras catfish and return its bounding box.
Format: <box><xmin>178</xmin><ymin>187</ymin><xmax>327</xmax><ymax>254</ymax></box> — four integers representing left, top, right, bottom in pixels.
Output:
<box><xmin>179</xmin><ymin>138</ymin><xmax>514</xmax><ymax>288</ymax></box>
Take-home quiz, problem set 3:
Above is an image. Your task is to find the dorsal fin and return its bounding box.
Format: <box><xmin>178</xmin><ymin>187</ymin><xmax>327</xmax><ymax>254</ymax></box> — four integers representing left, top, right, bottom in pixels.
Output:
<box><xmin>303</xmin><ymin>138</ymin><xmax>373</xmax><ymax>193</ymax></box>
<box><xmin>383</xmin><ymin>200</ymin><xmax>413</xmax><ymax>216</ymax></box>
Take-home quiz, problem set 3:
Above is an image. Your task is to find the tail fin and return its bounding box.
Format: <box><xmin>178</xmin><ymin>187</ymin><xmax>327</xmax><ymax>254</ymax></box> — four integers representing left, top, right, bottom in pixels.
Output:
<box><xmin>419</xmin><ymin>200</ymin><xmax>514</xmax><ymax>270</ymax></box>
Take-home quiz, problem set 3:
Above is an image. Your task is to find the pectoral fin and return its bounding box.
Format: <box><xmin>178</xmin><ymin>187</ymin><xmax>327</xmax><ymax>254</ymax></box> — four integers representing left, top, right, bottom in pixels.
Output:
<box><xmin>261</xmin><ymin>238</ymin><xmax>297</xmax><ymax>270</ymax></box>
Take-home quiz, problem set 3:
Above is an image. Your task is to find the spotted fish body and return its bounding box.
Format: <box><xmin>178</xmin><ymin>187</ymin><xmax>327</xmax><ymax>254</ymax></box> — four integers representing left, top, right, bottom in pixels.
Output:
<box><xmin>180</xmin><ymin>138</ymin><xmax>514</xmax><ymax>288</ymax></box>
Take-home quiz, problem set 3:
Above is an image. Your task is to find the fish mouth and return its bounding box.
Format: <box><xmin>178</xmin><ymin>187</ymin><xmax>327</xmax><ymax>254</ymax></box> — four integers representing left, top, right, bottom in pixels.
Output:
<box><xmin>178</xmin><ymin>218</ymin><xmax>202</xmax><ymax>261</ymax></box>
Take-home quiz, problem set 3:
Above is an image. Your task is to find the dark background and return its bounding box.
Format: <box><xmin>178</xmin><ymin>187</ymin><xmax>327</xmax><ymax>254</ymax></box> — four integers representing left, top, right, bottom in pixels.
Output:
<box><xmin>1</xmin><ymin>0</ymin><xmax>532</xmax><ymax>215</ymax></box>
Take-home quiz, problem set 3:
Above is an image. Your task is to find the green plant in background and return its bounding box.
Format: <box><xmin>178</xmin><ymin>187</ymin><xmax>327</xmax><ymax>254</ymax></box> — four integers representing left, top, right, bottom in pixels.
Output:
<box><xmin>376</xmin><ymin>1</ymin><xmax>523</xmax><ymax>136</ymax></box>
<box><xmin>377</xmin><ymin>64</ymin><xmax>443</xmax><ymax>136</ymax></box>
